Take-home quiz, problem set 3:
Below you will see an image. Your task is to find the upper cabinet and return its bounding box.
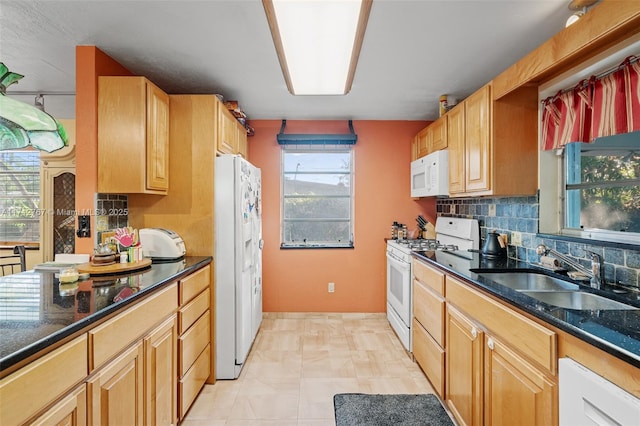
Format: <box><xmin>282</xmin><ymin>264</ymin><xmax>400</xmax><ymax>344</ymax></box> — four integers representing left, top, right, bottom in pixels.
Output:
<box><xmin>216</xmin><ymin>98</ymin><xmax>248</xmax><ymax>158</ymax></box>
<box><xmin>412</xmin><ymin>115</ymin><xmax>448</xmax><ymax>161</ymax></box>
<box><xmin>98</xmin><ymin>76</ymin><xmax>169</xmax><ymax>194</ymax></box>
<box><xmin>448</xmin><ymin>83</ymin><xmax>538</xmax><ymax>197</ymax></box>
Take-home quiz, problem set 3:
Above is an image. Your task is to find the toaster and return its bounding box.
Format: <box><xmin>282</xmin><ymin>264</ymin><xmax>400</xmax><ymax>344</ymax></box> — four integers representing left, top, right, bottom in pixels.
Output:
<box><xmin>139</xmin><ymin>228</ymin><xmax>186</xmax><ymax>260</ymax></box>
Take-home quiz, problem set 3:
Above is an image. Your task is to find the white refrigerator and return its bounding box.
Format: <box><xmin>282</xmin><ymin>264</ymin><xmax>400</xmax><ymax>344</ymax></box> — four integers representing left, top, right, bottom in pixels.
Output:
<box><xmin>215</xmin><ymin>154</ymin><xmax>263</xmax><ymax>379</ymax></box>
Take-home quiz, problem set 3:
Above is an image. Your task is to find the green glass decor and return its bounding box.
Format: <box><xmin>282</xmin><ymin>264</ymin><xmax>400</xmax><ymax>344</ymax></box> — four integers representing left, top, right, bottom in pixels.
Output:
<box><xmin>0</xmin><ymin>63</ymin><xmax>68</xmax><ymax>152</ymax></box>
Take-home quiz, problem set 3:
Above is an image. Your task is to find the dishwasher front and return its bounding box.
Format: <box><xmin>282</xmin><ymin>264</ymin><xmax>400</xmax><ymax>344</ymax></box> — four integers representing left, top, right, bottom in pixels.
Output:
<box><xmin>559</xmin><ymin>357</ymin><xmax>640</xmax><ymax>425</ymax></box>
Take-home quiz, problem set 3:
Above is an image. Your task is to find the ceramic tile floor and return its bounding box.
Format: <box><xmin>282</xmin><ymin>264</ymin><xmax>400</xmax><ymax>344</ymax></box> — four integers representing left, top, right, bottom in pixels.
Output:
<box><xmin>181</xmin><ymin>312</ymin><xmax>438</xmax><ymax>426</ymax></box>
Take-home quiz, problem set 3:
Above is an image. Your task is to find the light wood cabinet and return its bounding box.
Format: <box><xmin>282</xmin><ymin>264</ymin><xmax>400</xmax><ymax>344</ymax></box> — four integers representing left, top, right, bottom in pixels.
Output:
<box><xmin>413</xmin><ymin>115</ymin><xmax>448</xmax><ymax>161</ymax></box>
<box><xmin>87</xmin><ymin>341</ymin><xmax>144</xmax><ymax>426</ymax></box>
<box><xmin>177</xmin><ymin>265</ymin><xmax>211</xmax><ymax>420</ymax></box>
<box><xmin>445</xmin><ymin>275</ymin><xmax>557</xmax><ymax>426</ymax></box>
<box><xmin>429</xmin><ymin>115</ymin><xmax>448</xmax><ymax>153</ymax></box>
<box><xmin>484</xmin><ymin>335</ymin><xmax>556</xmax><ymax>426</ymax></box>
<box><xmin>412</xmin><ymin>259</ymin><xmax>446</xmax><ymax>397</ymax></box>
<box><xmin>144</xmin><ymin>316</ymin><xmax>177</xmax><ymax>426</ymax></box>
<box><xmin>217</xmin><ymin>105</ymin><xmax>238</xmax><ymax>155</ymax></box>
<box><xmin>0</xmin><ymin>335</ymin><xmax>88</xmax><ymax>426</ymax></box>
<box><xmin>446</xmin><ymin>305</ymin><xmax>484</xmax><ymax>426</ymax></box>
<box><xmin>30</xmin><ymin>383</ymin><xmax>87</xmax><ymax>426</ymax></box>
<box><xmin>463</xmin><ymin>86</ymin><xmax>491</xmax><ymax>193</ymax></box>
<box><xmin>89</xmin><ymin>283</ymin><xmax>178</xmax><ymax>372</ymax></box>
<box><xmin>448</xmin><ymin>83</ymin><xmax>538</xmax><ymax>197</ymax></box>
<box><xmin>237</xmin><ymin>121</ymin><xmax>248</xmax><ymax>158</ymax></box>
<box><xmin>414</xmin><ymin>127</ymin><xmax>429</xmax><ymax>159</ymax></box>
<box><xmin>447</xmin><ymin>104</ymin><xmax>465</xmax><ymax>194</ymax></box>
<box><xmin>98</xmin><ymin>76</ymin><xmax>169</xmax><ymax>194</ymax></box>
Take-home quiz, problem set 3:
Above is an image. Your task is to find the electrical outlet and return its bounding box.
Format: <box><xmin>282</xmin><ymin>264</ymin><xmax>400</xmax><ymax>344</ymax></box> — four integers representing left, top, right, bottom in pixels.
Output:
<box><xmin>488</xmin><ymin>204</ymin><xmax>496</xmax><ymax>217</ymax></box>
<box><xmin>511</xmin><ymin>231</ymin><xmax>522</xmax><ymax>246</ymax></box>
<box><xmin>328</xmin><ymin>282</ymin><xmax>335</xmax><ymax>293</ymax></box>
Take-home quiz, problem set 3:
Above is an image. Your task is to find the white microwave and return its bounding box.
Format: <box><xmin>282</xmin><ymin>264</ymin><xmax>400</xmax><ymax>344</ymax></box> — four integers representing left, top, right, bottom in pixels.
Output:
<box><xmin>410</xmin><ymin>149</ymin><xmax>449</xmax><ymax>198</ymax></box>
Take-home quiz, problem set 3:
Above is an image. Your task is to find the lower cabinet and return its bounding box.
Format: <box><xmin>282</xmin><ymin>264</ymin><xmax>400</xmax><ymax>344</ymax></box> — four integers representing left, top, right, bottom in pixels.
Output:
<box><xmin>446</xmin><ymin>305</ymin><xmax>483</xmax><ymax>426</ymax></box>
<box><xmin>145</xmin><ymin>316</ymin><xmax>177</xmax><ymax>426</ymax></box>
<box><xmin>86</xmin><ymin>315</ymin><xmax>177</xmax><ymax>426</ymax></box>
<box><xmin>30</xmin><ymin>383</ymin><xmax>87</xmax><ymax>426</ymax></box>
<box><xmin>484</xmin><ymin>335</ymin><xmax>556</xmax><ymax>426</ymax></box>
<box><xmin>445</xmin><ymin>275</ymin><xmax>557</xmax><ymax>426</ymax></box>
<box><xmin>87</xmin><ymin>342</ymin><xmax>145</xmax><ymax>426</ymax></box>
<box><xmin>0</xmin><ymin>265</ymin><xmax>213</xmax><ymax>426</ymax></box>
<box><xmin>177</xmin><ymin>266</ymin><xmax>211</xmax><ymax>420</ymax></box>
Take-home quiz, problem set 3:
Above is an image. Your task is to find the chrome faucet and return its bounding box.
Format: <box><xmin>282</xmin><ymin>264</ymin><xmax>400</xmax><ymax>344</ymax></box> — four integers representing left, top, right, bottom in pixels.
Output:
<box><xmin>587</xmin><ymin>250</ymin><xmax>606</xmax><ymax>290</ymax></box>
<box><xmin>536</xmin><ymin>244</ymin><xmax>606</xmax><ymax>289</ymax></box>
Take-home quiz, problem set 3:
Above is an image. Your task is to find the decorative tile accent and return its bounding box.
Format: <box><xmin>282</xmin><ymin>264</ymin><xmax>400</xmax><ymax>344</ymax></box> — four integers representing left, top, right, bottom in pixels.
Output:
<box><xmin>437</xmin><ymin>195</ymin><xmax>640</xmax><ymax>287</ymax></box>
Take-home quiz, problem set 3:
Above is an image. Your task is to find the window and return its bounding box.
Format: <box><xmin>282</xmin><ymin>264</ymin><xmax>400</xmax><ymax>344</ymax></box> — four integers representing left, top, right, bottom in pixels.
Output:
<box><xmin>563</xmin><ymin>132</ymin><xmax>640</xmax><ymax>244</ymax></box>
<box><xmin>0</xmin><ymin>150</ymin><xmax>40</xmax><ymax>244</ymax></box>
<box><xmin>281</xmin><ymin>146</ymin><xmax>354</xmax><ymax>248</ymax></box>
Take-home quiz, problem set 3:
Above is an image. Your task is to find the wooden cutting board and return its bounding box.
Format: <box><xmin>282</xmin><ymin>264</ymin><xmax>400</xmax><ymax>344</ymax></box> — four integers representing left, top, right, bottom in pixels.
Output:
<box><xmin>77</xmin><ymin>258</ymin><xmax>152</xmax><ymax>276</ymax></box>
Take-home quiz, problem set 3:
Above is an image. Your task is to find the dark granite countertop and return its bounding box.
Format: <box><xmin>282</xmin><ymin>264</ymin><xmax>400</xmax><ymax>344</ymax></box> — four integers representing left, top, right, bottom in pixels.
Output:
<box><xmin>412</xmin><ymin>250</ymin><xmax>640</xmax><ymax>368</ymax></box>
<box><xmin>0</xmin><ymin>256</ymin><xmax>212</xmax><ymax>373</ymax></box>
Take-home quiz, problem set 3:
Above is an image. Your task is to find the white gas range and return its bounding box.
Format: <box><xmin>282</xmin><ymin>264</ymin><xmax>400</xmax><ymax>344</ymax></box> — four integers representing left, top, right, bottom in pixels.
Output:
<box><xmin>386</xmin><ymin>217</ymin><xmax>480</xmax><ymax>352</ymax></box>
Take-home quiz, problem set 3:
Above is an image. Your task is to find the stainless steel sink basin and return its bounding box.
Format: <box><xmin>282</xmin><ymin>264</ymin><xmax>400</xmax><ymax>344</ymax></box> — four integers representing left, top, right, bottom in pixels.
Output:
<box><xmin>519</xmin><ymin>291</ymin><xmax>638</xmax><ymax>310</ymax></box>
<box><xmin>478</xmin><ymin>272</ymin><xmax>580</xmax><ymax>291</ymax></box>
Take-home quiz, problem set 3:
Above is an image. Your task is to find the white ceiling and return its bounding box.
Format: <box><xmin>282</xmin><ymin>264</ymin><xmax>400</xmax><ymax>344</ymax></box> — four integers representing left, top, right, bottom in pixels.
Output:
<box><xmin>1</xmin><ymin>0</ymin><xmax>573</xmax><ymax>121</ymax></box>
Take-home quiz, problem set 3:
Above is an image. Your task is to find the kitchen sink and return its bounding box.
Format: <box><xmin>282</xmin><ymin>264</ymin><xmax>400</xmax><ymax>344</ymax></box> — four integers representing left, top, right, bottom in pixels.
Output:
<box><xmin>519</xmin><ymin>291</ymin><xmax>638</xmax><ymax>310</ymax></box>
<box><xmin>477</xmin><ymin>272</ymin><xmax>580</xmax><ymax>291</ymax></box>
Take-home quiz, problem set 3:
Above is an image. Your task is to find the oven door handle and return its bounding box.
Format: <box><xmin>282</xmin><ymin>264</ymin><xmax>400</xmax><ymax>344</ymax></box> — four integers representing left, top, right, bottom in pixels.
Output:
<box><xmin>386</xmin><ymin>251</ymin><xmax>410</xmax><ymax>270</ymax></box>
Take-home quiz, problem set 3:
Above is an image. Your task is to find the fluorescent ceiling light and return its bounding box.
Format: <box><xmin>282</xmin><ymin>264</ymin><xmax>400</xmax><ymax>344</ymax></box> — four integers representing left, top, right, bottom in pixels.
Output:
<box><xmin>263</xmin><ymin>0</ymin><xmax>372</xmax><ymax>96</ymax></box>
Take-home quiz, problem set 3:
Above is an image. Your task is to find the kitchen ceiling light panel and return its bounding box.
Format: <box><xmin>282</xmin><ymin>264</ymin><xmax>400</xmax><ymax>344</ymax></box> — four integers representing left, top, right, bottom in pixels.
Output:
<box><xmin>264</xmin><ymin>0</ymin><xmax>371</xmax><ymax>95</ymax></box>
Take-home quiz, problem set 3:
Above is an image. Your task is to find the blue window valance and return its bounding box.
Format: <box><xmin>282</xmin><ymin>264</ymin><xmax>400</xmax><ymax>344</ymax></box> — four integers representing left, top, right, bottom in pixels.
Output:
<box><xmin>276</xmin><ymin>120</ymin><xmax>357</xmax><ymax>145</ymax></box>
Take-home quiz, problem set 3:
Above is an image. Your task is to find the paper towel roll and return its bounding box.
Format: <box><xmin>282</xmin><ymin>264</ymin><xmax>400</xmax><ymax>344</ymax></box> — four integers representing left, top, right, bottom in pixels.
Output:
<box><xmin>540</xmin><ymin>256</ymin><xmax>559</xmax><ymax>268</ymax></box>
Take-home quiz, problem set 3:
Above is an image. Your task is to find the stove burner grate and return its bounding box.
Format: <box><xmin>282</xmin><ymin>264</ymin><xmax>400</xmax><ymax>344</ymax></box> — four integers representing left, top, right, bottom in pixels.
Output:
<box><xmin>395</xmin><ymin>239</ymin><xmax>459</xmax><ymax>252</ymax></box>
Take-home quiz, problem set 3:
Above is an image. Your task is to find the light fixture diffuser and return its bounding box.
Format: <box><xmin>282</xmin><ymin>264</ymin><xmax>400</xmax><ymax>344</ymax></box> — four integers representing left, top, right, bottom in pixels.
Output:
<box><xmin>263</xmin><ymin>0</ymin><xmax>372</xmax><ymax>95</ymax></box>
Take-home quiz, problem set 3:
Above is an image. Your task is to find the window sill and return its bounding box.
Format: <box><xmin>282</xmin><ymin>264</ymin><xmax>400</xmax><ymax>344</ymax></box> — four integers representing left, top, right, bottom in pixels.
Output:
<box><xmin>280</xmin><ymin>244</ymin><xmax>354</xmax><ymax>250</ymax></box>
<box><xmin>537</xmin><ymin>233</ymin><xmax>639</xmax><ymax>251</ymax></box>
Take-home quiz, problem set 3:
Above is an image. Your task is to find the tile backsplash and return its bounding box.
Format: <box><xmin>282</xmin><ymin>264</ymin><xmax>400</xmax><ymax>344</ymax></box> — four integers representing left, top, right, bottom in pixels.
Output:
<box><xmin>94</xmin><ymin>193</ymin><xmax>129</xmax><ymax>244</ymax></box>
<box><xmin>436</xmin><ymin>195</ymin><xmax>640</xmax><ymax>288</ymax></box>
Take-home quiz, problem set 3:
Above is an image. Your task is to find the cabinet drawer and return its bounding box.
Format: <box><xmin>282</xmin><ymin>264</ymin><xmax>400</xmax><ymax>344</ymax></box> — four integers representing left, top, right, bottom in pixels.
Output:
<box><xmin>179</xmin><ymin>288</ymin><xmax>210</xmax><ymax>335</ymax></box>
<box><xmin>413</xmin><ymin>259</ymin><xmax>445</xmax><ymax>295</ymax></box>
<box><xmin>179</xmin><ymin>265</ymin><xmax>210</xmax><ymax>305</ymax></box>
<box><xmin>413</xmin><ymin>278</ymin><xmax>446</xmax><ymax>346</ymax></box>
<box><xmin>412</xmin><ymin>318</ymin><xmax>445</xmax><ymax>398</ymax></box>
<box><xmin>179</xmin><ymin>310</ymin><xmax>210</xmax><ymax>376</ymax></box>
<box><xmin>89</xmin><ymin>283</ymin><xmax>178</xmax><ymax>371</ymax></box>
<box><xmin>179</xmin><ymin>344</ymin><xmax>211</xmax><ymax>419</ymax></box>
<box><xmin>446</xmin><ymin>276</ymin><xmax>557</xmax><ymax>374</ymax></box>
<box><xmin>0</xmin><ymin>335</ymin><xmax>87</xmax><ymax>426</ymax></box>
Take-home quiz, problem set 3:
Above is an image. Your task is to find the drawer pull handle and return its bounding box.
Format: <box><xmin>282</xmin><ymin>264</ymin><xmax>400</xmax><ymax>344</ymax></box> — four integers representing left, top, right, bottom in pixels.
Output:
<box><xmin>487</xmin><ymin>338</ymin><xmax>494</xmax><ymax>350</ymax></box>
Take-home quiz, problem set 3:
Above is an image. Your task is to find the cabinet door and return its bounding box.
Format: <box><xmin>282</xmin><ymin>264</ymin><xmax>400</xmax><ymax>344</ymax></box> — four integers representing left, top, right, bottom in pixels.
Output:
<box><xmin>415</xmin><ymin>127</ymin><xmax>429</xmax><ymax>159</ymax></box>
<box><xmin>145</xmin><ymin>316</ymin><xmax>177</xmax><ymax>426</ymax></box>
<box><xmin>237</xmin><ymin>121</ymin><xmax>248</xmax><ymax>158</ymax></box>
<box><xmin>446</xmin><ymin>305</ymin><xmax>483</xmax><ymax>426</ymax></box>
<box><xmin>430</xmin><ymin>116</ymin><xmax>448</xmax><ymax>153</ymax></box>
<box><xmin>30</xmin><ymin>383</ymin><xmax>87</xmax><ymax>426</ymax></box>
<box><xmin>217</xmin><ymin>108</ymin><xmax>238</xmax><ymax>155</ymax></box>
<box><xmin>447</xmin><ymin>104</ymin><xmax>465</xmax><ymax>194</ymax></box>
<box><xmin>87</xmin><ymin>342</ymin><xmax>144</xmax><ymax>426</ymax></box>
<box><xmin>484</xmin><ymin>335</ymin><xmax>557</xmax><ymax>426</ymax></box>
<box><xmin>464</xmin><ymin>85</ymin><xmax>491</xmax><ymax>193</ymax></box>
<box><xmin>146</xmin><ymin>82</ymin><xmax>170</xmax><ymax>191</ymax></box>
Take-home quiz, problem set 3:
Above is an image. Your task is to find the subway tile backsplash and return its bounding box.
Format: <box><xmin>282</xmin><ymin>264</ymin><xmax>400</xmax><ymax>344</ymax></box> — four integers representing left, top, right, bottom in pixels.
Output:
<box><xmin>436</xmin><ymin>195</ymin><xmax>640</xmax><ymax>288</ymax></box>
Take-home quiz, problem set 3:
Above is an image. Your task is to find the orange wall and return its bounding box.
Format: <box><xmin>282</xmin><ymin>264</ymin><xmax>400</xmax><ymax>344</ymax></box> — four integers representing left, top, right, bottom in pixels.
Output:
<box><xmin>75</xmin><ymin>46</ymin><xmax>133</xmax><ymax>254</ymax></box>
<box><xmin>249</xmin><ymin>120</ymin><xmax>436</xmax><ymax>313</ymax></box>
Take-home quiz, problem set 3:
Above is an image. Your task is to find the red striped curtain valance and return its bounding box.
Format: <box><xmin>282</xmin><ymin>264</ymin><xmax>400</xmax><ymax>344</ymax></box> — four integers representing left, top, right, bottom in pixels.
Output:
<box><xmin>541</xmin><ymin>55</ymin><xmax>640</xmax><ymax>150</ymax></box>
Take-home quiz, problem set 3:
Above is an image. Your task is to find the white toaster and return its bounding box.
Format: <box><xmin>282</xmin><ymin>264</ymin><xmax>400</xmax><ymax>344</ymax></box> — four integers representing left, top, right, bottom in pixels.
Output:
<box><xmin>139</xmin><ymin>228</ymin><xmax>186</xmax><ymax>260</ymax></box>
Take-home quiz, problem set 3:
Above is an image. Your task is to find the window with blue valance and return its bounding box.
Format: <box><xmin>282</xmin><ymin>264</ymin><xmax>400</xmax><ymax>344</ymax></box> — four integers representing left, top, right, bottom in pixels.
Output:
<box><xmin>276</xmin><ymin>120</ymin><xmax>357</xmax><ymax>145</ymax></box>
